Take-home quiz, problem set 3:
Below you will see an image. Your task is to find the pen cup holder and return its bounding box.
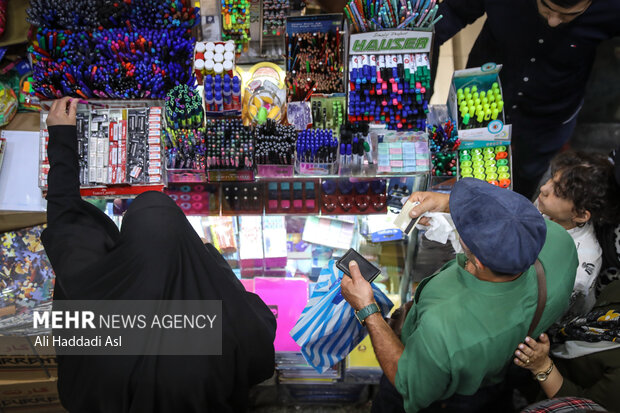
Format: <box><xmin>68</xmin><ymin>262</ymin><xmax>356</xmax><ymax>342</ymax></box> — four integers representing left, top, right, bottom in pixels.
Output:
<box><xmin>295</xmin><ymin>159</ymin><xmax>339</xmax><ymax>176</ymax></box>
<box><xmin>257</xmin><ymin>164</ymin><xmax>294</xmax><ymax>178</ymax></box>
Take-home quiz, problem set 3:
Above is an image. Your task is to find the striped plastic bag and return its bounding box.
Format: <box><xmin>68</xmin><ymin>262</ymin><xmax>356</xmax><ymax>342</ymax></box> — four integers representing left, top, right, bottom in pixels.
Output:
<box><xmin>290</xmin><ymin>259</ymin><xmax>393</xmax><ymax>373</ymax></box>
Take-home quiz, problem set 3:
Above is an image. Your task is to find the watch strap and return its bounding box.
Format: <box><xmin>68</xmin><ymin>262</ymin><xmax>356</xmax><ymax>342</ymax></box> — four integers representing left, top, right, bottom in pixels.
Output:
<box><xmin>534</xmin><ymin>360</ymin><xmax>554</xmax><ymax>382</ymax></box>
<box><xmin>356</xmin><ymin>303</ymin><xmax>381</xmax><ymax>325</ymax></box>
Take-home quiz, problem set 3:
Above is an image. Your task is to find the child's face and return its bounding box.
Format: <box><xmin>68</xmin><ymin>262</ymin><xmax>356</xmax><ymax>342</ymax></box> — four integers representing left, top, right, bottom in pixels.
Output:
<box><xmin>537</xmin><ymin>173</ymin><xmax>580</xmax><ymax>229</ymax></box>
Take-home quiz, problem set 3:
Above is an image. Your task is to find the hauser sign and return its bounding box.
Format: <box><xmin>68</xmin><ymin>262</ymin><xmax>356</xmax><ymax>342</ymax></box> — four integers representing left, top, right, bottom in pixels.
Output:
<box><xmin>349</xmin><ymin>31</ymin><xmax>433</xmax><ymax>55</ymax></box>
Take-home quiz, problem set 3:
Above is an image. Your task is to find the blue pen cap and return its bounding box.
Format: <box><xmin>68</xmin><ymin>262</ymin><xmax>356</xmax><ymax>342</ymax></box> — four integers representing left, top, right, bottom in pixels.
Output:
<box><xmin>346</xmin><ymin>144</ymin><xmax>352</xmax><ymax>156</ymax></box>
<box><xmin>340</xmin><ymin>143</ymin><xmax>346</xmax><ymax>155</ymax></box>
<box><xmin>224</xmin><ymin>74</ymin><xmax>231</xmax><ymax>84</ymax></box>
<box><xmin>215</xmin><ymin>92</ymin><xmax>222</xmax><ymax>101</ymax></box>
<box><xmin>224</xmin><ymin>83</ymin><xmax>231</xmax><ymax>93</ymax></box>
<box><xmin>233</xmin><ymin>83</ymin><xmax>241</xmax><ymax>93</ymax></box>
<box><xmin>205</xmin><ymin>75</ymin><xmax>213</xmax><ymax>84</ymax></box>
<box><xmin>215</xmin><ymin>74</ymin><xmax>221</xmax><ymax>84</ymax></box>
<box><xmin>232</xmin><ymin>76</ymin><xmax>240</xmax><ymax>84</ymax></box>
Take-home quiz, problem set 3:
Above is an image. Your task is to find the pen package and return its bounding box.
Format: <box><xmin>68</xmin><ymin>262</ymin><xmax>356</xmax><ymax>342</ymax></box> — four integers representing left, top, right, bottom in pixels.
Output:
<box><xmin>321</xmin><ymin>178</ymin><xmax>387</xmax><ymax>215</ymax></box>
<box><xmin>447</xmin><ymin>65</ymin><xmax>511</xmax><ymax>144</ymax></box>
<box><xmin>221</xmin><ymin>182</ymin><xmax>264</xmax><ymax>214</ymax></box>
<box><xmin>310</xmin><ymin>95</ymin><xmax>346</xmax><ymax>133</ymax></box>
<box><xmin>165</xmin><ymin>183</ymin><xmax>220</xmax><ymax>216</ymax></box>
<box><xmin>40</xmin><ymin>103</ymin><xmax>165</xmax><ymax>190</ymax></box>
<box><xmin>265</xmin><ymin>180</ymin><xmax>319</xmax><ymax>214</ymax></box>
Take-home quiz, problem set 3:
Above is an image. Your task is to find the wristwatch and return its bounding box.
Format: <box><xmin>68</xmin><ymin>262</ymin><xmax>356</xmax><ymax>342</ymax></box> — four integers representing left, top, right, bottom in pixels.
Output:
<box><xmin>355</xmin><ymin>303</ymin><xmax>381</xmax><ymax>326</ymax></box>
<box><xmin>534</xmin><ymin>360</ymin><xmax>554</xmax><ymax>382</ymax></box>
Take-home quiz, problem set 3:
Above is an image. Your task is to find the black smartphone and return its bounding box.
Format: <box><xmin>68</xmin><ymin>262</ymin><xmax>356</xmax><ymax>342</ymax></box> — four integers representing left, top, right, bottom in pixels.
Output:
<box><xmin>336</xmin><ymin>248</ymin><xmax>381</xmax><ymax>283</ymax></box>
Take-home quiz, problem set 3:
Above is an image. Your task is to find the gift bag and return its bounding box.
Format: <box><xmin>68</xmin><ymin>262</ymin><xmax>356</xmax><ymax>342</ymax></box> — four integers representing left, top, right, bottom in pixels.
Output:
<box><xmin>290</xmin><ymin>259</ymin><xmax>393</xmax><ymax>373</ymax></box>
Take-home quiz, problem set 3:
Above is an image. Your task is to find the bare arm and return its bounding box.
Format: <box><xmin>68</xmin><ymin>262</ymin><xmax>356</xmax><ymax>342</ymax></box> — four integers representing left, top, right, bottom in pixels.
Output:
<box><xmin>341</xmin><ymin>261</ymin><xmax>404</xmax><ymax>385</ymax></box>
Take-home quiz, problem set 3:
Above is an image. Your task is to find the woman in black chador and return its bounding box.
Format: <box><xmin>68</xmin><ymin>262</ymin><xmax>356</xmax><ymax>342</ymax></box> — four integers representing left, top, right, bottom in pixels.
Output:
<box><xmin>42</xmin><ymin>97</ymin><xmax>276</xmax><ymax>412</ymax></box>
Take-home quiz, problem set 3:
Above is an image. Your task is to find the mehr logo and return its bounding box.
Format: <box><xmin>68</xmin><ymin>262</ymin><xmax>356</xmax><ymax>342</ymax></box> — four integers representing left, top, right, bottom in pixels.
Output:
<box><xmin>352</xmin><ymin>37</ymin><xmax>429</xmax><ymax>53</ymax></box>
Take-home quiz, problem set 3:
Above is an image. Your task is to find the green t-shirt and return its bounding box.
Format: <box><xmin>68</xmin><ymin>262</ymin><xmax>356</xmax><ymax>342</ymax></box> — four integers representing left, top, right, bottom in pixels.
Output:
<box><xmin>395</xmin><ymin>220</ymin><xmax>578</xmax><ymax>412</ymax></box>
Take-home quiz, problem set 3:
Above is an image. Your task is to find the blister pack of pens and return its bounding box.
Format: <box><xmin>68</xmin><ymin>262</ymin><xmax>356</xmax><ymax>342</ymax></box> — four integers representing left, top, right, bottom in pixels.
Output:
<box><xmin>348</xmin><ymin>30</ymin><xmax>433</xmax><ymax>131</ymax></box>
<box><xmin>40</xmin><ymin>103</ymin><xmax>165</xmax><ymax>191</ymax></box>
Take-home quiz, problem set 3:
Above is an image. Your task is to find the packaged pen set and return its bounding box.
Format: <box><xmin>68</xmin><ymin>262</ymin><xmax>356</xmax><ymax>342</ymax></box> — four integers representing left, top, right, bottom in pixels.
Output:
<box><xmin>285</xmin><ymin>15</ymin><xmax>345</xmax><ymax>102</ymax></box>
<box><xmin>447</xmin><ymin>64</ymin><xmax>512</xmax><ymax>147</ymax></box>
<box><xmin>40</xmin><ymin>103</ymin><xmax>165</xmax><ymax>190</ymax></box>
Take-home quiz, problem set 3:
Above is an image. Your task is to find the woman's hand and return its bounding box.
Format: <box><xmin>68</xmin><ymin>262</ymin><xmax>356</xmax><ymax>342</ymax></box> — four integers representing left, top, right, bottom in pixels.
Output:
<box><xmin>45</xmin><ymin>97</ymin><xmax>78</xmax><ymax>127</ymax></box>
<box><xmin>514</xmin><ymin>333</ymin><xmax>552</xmax><ymax>373</ymax></box>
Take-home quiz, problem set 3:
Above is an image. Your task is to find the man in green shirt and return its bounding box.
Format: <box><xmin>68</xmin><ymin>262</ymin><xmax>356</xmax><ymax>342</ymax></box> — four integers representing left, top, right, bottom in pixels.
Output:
<box><xmin>341</xmin><ymin>178</ymin><xmax>578</xmax><ymax>412</ymax></box>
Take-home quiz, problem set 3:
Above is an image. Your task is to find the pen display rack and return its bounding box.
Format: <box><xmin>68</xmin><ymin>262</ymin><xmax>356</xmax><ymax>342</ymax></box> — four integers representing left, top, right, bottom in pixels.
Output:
<box><xmin>203</xmin><ymin>119</ymin><xmax>255</xmax><ymax>182</ymax></box>
<box><xmin>254</xmin><ymin>120</ymin><xmax>296</xmax><ymax>178</ymax></box>
<box><xmin>39</xmin><ymin>100</ymin><xmax>166</xmax><ymax>197</ymax></box>
<box><xmin>447</xmin><ymin>64</ymin><xmax>512</xmax><ymax>147</ymax></box>
<box><xmin>294</xmin><ymin>128</ymin><xmax>339</xmax><ymax>176</ymax></box>
<box><xmin>285</xmin><ymin>15</ymin><xmax>345</xmax><ymax>102</ymax></box>
<box><xmin>347</xmin><ymin>30</ymin><xmax>433</xmax><ymax>131</ymax></box>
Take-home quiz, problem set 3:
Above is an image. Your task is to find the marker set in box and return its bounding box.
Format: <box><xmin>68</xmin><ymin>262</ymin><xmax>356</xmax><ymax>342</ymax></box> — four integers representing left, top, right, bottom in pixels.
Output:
<box><xmin>39</xmin><ymin>106</ymin><xmax>164</xmax><ymax>189</ymax></box>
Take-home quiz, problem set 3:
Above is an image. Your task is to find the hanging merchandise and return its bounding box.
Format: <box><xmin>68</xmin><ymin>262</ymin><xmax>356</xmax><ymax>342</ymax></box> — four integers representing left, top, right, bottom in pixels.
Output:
<box><xmin>221</xmin><ymin>0</ymin><xmax>250</xmax><ymax>53</ymax></box>
<box><xmin>285</xmin><ymin>15</ymin><xmax>344</xmax><ymax>101</ymax></box>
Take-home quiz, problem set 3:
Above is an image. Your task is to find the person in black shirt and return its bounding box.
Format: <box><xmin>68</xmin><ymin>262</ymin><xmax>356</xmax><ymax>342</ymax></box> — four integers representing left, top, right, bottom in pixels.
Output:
<box><xmin>434</xmin><ymin>0</ymin><xmax>620</xmax><ymax>198</ymax></box>
<box><xmin>318</xmin><ymin>0</ymin><xmax>620</xmax><ymax>199</ymax></box>
<box><xmin>42</xmin><ymin>97</ymin><xmax>276</xmax><ymax>412</ymax></box>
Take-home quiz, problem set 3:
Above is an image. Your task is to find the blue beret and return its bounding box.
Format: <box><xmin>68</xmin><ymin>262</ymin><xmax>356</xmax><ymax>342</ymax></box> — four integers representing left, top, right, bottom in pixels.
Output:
<box><xmin>450</xmin><ymin>178</ymin><xmax>547</xmax><ymax>274</ymax></box>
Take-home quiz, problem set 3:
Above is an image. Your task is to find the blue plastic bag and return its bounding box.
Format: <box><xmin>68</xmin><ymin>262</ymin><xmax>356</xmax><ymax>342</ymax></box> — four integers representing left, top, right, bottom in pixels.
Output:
<box><xmin>290</xmin><ymin>259</ymin><xmax>393</xmax><ymax>373</ymax></box>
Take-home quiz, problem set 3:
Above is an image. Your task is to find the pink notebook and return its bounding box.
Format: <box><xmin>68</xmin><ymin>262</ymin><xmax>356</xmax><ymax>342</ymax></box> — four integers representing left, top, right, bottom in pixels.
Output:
<box><xmin>240</xmin><ymin>278</ymin><xmax>255</xmax><ymax>292</ymax></box>
<box><xmin>254</xmin><ymin>277</ymin><xmax>309</xmax><ymax>352</ymax></box>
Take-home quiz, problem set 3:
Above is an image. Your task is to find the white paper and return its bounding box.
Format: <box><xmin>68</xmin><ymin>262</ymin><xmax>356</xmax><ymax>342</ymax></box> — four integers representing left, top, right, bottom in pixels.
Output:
<box><xmin>0</xmin><ymin>131</ymin><xmax>47</xmax><ymax>212</ymax></box>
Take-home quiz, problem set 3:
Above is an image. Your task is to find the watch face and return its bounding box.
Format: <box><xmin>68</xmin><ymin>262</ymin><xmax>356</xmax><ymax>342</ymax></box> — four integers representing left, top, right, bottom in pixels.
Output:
<box><xmin>535</xmin><ymin>373</ymin><xmax>547</xmax><ymax>381</ymax></box>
